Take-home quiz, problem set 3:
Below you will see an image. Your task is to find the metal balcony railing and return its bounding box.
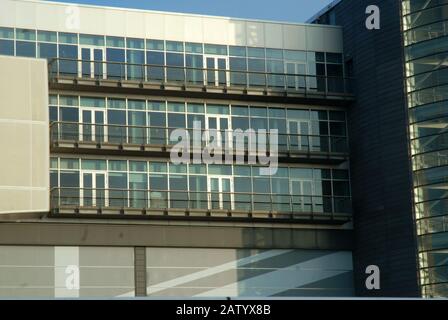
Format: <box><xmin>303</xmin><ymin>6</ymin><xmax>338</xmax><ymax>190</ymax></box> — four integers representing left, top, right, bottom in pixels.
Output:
<box><xmin>50</xmin><ymin>187</ymin><xmax>353</xmax><ymax>218</ymax></box>
<box><xmin>48</xmin><ymin>58</ymin><xmax>354</xmax><ymax>97</ymax></box>
<box><xmin>50</xmin><ymin>122</ymin><xmax>349</xmax><ymax>155</ymax></box>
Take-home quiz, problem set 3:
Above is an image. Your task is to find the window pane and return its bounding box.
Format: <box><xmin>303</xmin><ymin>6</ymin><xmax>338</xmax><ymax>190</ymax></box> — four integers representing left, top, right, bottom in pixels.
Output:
<box><xmin>58</xmin><ymin>44</ymin><xmax>78</xmax><ymax>75</ymax></box>
<box><xmin>130</xmin><ymin>161</ymin><xmax>147</xmax><ymax>172</ymax></box>
<box><xmin>189</xmin><ymin>164</ymin><xmax>206</xmax><ymax>174</ymax></box>
<box><xmin>229</xmin><ymin>46</ymin><xmax>246</xmax><ymax>57</ymax></box>
<box><xmin>60</xmin><ymin>158</ymin><xmax>79</xmax><ymax>169</ymax></box>
<box><xmin>232</xmin><ymin>105</ymin><xmax>249</xmax><ymax>116</ymax></box>
<box><xmin>37</xmin><ymin>31</ymin><xmax>57</xmax><ymax>42</ymax></box>
<box><xmin>128</xmin><ymin>99</ymin><xmax>146</xmax><ymax>110</ymax></box>
<box><xmin>150</xmin><ymin>174</ymin><xmax>167</xmax><ymax>189</ymax></box>
<box><xmin>266</xmin><ymin>48</ymin><xmax>283</xmax><ymax>59</ymax></box>
<box><xmin>248</xmin><ymin>47</ymin><xmax>265</xmax><ymax>58</ymax></box>
<box><xmin>0</xmin><ymin>39</ymin><xmax>14</xmax><ymax>55</ymax></box>
<box><xmin>250</xmin><ymin>106</ymin><xmax>267</xmax><ymax>117</ymax></box>
<box><xmin>126</xmin><ymin>50</ymin><xmax>145</xmax><ymax>80</ymax></box>
<box><xmin>109</xmin><ymin>160</ymin><xmax>127</xmax><ymax>171</ymax></box>
<box><xmin>166</xmin><ymin>41</ymin><xmax>184</xmax><ymax>52</ymax></box>
<box><xmin>0</xmin><ymin>27</ymin><xmax>14</xmax><ymax>39</ymax></box>
<box><xmin>108</xmin><ymin>98</ymin><xmax>126</xmax><ymax>109</ymax></box>
<box><xmin>187</xmin><ymin>103</ymin><xmax>205</xmax><ymax>114</ymax></box>
<box><xmin>207</xmin><ymin>104</ymin><xmax>229</xmax><ymax>115</ymax></box>
<box><xmin>106</xmin><ymin>36</ymin><xmax>125</xmax><ymax>48</ymax></box>
<box><xmin>16</xmin><ymin>29</ymin><xmax>35</xmax><ymax>41</ymax></box>
<box><xmin>204</xmin><ymin>44</ymin><xmax>227</xmax><ymax>55</ymax></box>
<box><xmin>80</xmin><ymin>97</ymin><xmax>105</xmax><ymax>108</ymax></box>
<box><xmin>16</xmin><ymin>41</ymin><xmax>36</xmax><ymax>57</ymax></box>
<box><xmin>326</xmin><ymin>52</ymin><xmax>342</xmax><ymax>63</ymax></box>
<box><xmin>81</xmin><ymin>159</ymin><xmax>107</xmax><ymax>170</ymax></box>
<box><xmin>284</xmin><ymin>50</ymin><xmax>306</xmax><ymax>61</ymax></box>
<box><xmin>79</xmin><ymin>34</ymin><xmax>104</xmax><ymax>46</ymax></box>
<box><xmin>170</xmin><ymin>164</ymin><xmax>187</xmax><ymax>174</ymax></box>
<box><xmin>146</xmin><ymin>39</ymin><xmax>164</xmax><ymax>51</ymax></box>
<box><xmin>149</xmin><ymin>162</ymin><xmax>167</xmax><ymax>173</ymax></box>
<box><xmin>126</xmin><ymin>38</ymin><xmax>144</xmax><ymax>49</ymax></box>
<box><xmin>185</xmin><ymin>42</ymin><xmax>203</xmax><ymax>54</ymax></box>
<box><xmin>148</xmin><ymin>101</ymin><xmax>166</xmax><ymax>111</ymax></box>
<box><xmin>37</xmin><ymin>43</ymin><xmax>57</xmax><ymax>60</ymax></box>
<box><xmin>59</xmin><ymin>32</ymin><xmax>78</xmax><ymax>44</ymax></box>
<box><xmin>208</xmin><ymin>165</ymin><xmax>232</xmax><ymax>175</ymax></box>
<box><xmin>268</xmin><ymin>108</ymin><xmax>286</xmax><ymax>118</ymax></box>
<box><xmin>167</xmin><ymin>102</ymin><xmax>185</xmax><ymax>113</ymax></box>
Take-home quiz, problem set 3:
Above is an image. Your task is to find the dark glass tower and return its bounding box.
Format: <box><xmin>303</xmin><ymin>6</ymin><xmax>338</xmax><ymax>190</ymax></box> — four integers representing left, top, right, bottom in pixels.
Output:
<box><xmin>402</xmin><ymin>0</ymin><xmax>448</xmax><ymax>298</ymax></box>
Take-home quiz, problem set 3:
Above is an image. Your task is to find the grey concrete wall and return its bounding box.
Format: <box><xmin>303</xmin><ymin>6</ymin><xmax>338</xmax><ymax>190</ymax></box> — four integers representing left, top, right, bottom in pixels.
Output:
<box><xmin>0</xmin><ymin>245</ymin><xmax>353</xmax><ymax>298</ymax></box>
<box><xmin>0</xmin><ymin>55</ymin><xmax>49</xmax><ymax>214</ymax></box>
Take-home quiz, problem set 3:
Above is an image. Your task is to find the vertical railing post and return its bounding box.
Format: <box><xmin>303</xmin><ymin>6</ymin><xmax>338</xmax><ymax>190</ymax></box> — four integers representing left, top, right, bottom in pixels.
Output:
<box><xmin>265</xmin><ymin>71</ymin><xmax>268</xmax><ymax>92</ymax></box>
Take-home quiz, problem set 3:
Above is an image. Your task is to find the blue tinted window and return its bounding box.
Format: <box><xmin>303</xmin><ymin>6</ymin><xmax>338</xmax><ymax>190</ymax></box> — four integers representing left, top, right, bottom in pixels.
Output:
<box><xmin>147</xmin><ymin>51</ymin><xmax>164</xmax><ymax>65</ymax></box>
<box><xmin>80</xmin><ymin>34</ymin><xmax>104</xmax><ymax>46</ymax></box>
<box><xmin>185</xmin><ymin>42</ymin><xmax>203</xmax><ymax>54</ymax></box>
<box><xmin>0</xmin><ymin>39</ymin><xmax>14</xmax><ymax>55</ymax></box>
<box><xmin>59</xmin><ymin>44</ymin><xmax>78</xmax><ymax>75</ymax></box>
<box><xmin>204</xmin><ymin>44</ymin><xmax>227</xmax><ymax>55</ymax></box>
<box><xmin>59</xmin><ymin>32</ymin><xmax>78</xmax><ymax>44</ymax></box>
<box><xmin>106</xmin><ymin>36</ymin><xmax>125</xmax><ymax>48</ymax></box>
<box><xmin>146</xmin><ymin>40</ymin><xmax>164</xmax><ymax>51</ymax></box>
<box><xmin>0</xmin><ymin>27</ymin><xmax>14</xmax><ymax>39</ymax></box>
<box><xmin>266</xmin><ymin>48</ymin><xmax>283</xmax><ymax>59</ymax></box>
<box><xmin>248</xmin><ymin>47</ymin><xmax>265</xmax><ymax>58</ymax></box>
<box><xmin>229</xmin><ymin>46</ymin><xmax>246</xmax><ymax>57</ymax></box>
<box><xmin>126</xmin><ymin>38</ymin><xmax>144</xmax><ymax>49</ymax></box>
<box><xmin>107</xmin><ymin>48</ymin><xmax>125</xmax><ymax>62</ymax></box>
<box><xmin>38</xmin><ymin>43</ymin><xmax>57</xmax><ymax>60</ymax></box>
<box><xmin>166</xmin><ymin>53</ymin><xmax>184</xmax><ymax>66</ymax></box>
<box><xmin>166</xmin><ymin>41</ymin><xmax>184</xmax><ymax>52</ymax></box>
<box><xmin>60</xmin><ymin>107</ymin><xmax>78</xmax><ymax>122</ymax></box>
<box><xmin>16</xmin><ymin>29</ymin><xmax>35</xmax><ymax>41</ymax></box>
<box><xmin>50</xmin><ymin>106</ymin><xmax>58</xmax><ymax>122</ymax></box>
<box><xmin>16</xmin><ymin>41</ymin><xmax>36</xmax><ymax>57</ymax></box>
<box><xmin>106</xmin><ymin>48</ymin><xmax>125</xmax><ymax>79</ymax></box>
<box><xmin>37</xmin><ymin>31</ymin><xmax>57</xmax><ymax>42</ymax></box>
<box><xmin>126</xmin><ymin>50</ymin><xmax>145</xmax><ymax>80</ymax></box>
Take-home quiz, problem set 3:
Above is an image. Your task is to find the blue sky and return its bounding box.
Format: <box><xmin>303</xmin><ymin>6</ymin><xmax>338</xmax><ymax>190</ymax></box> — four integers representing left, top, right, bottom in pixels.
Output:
<box><xmin>45</xmin><ymin>0</ymin><xmax>334</xmax><ymax>23</ymax></box>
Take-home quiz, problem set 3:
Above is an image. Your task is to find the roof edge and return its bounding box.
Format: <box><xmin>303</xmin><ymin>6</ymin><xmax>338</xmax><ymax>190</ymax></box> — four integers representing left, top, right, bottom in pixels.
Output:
<box><xmin>14</xmin><ymin>0</ymin><xmax>343</xmax><ymax>28</ymax></box>
<box><xmin>306</xmin><ymin>0</ymin><xmax>343</xmax><ymax>24</ymax></box>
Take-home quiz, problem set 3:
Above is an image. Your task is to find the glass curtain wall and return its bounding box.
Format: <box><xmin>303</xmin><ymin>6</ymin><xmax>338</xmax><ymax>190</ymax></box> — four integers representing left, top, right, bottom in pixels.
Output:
<box><xmin>49</xmin><ymin>95</ymin><xmax>348</xmax><ymax>154</ymax></box>
<box><xmin>402</xmin><ymin>0</ymin><xmax>448</xmax><ymax>297</ymax></box>
<box><xmin>0</xmin><ymin>26</ymin><xmax>345</xmax><ymax>91</ymax></box>
<box><xmin>50</xmin><ymin>157</ymin><xmax>352</xmax><ymax>215</ymax></box>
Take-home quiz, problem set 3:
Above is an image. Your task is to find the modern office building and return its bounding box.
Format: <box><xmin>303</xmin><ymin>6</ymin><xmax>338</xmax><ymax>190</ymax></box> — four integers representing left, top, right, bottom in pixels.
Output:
<box><xmin>311</xmin><ymin>0</ymin><xmax>448</xmax><ymax>297</ymax></box>
<box><xmin>0</xmin><ymin>0</ymin><xmax>354</xmax><ymax>298</ymax></box>
<box><xmin>0</xmin><ymin>0</ymin><xmax>445</xmax><ymax>299</ymax></box>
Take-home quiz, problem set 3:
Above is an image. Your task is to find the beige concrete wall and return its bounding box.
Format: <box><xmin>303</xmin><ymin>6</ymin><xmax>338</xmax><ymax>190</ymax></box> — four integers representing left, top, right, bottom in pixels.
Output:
<box><xmin>0</xmin><ymin>55</ymin><xmax>49</xmax><ymax>214</ymax></box>
<box><xmin>0</xmin><ymin>0</ymin><xmax>343</xmax><ymax>52</ymax></box>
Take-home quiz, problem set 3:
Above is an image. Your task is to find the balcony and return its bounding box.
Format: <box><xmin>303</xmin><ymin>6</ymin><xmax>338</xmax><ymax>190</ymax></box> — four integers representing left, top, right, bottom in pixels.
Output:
<box><xmin>50</xmin><ymin>187</ymin><xmax>352</xmax><ymax>224</ymax></box>
<box><xmin>48</xmin><ymin>58</ymin><xmax>355</xmax><ymax>105</ymax></box>
<box><xmin>50</xmin><ymin>122</ymin><xmax>349</xmax><ymax>163</ymax></box>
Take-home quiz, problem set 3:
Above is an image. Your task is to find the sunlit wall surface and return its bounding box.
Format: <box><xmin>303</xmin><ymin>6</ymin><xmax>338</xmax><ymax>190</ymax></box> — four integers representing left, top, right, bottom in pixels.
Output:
<box><xmin>402</xmin><ymin>0</ymin><xmax>448</xmax><ymax>297</ymax></box>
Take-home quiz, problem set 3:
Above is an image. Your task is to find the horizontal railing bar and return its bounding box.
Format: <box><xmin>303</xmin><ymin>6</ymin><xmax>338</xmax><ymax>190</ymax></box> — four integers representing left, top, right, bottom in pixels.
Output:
<box><xmin>48</xmin><ymin>57</ymin><xmax>353</xmax><ymax>81</ymax></box>
<box><xmin>49</xmin><ymin>121</ymin><xmax>348</xmax><ymax>139</ymax></box>
<box><xmin>50</xmin><ymin>187</ymin><xmax>350</xmax><ymax>199</ymax></box>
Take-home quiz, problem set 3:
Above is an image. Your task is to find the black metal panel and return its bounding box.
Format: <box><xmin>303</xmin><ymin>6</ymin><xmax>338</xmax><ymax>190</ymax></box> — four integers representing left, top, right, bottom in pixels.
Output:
<box><xmin>314</xmin><ymin>0</ymin><xmax>419</xmax><ymax>297</ymax></box>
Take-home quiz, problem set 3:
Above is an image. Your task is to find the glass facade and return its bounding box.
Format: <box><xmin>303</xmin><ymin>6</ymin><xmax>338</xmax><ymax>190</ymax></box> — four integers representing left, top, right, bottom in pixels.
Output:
<box><xmin>402</xmin><ymin>0</ymin><xmax>448</xmax><ymax>297</ymax></box>
<box><xmin>49</xmin><ymin>95</ymin><xmax>349</xmax><ymax>154</ymax></box>
<box><xmin>0</xmin><ymin>26</ymin><xmax>348</xmax><ymax>93</ymax></box>
<box><xmin>50</xmin><ymin>157</ymin><xmax>351</xmax><ymax>216</ymax></box>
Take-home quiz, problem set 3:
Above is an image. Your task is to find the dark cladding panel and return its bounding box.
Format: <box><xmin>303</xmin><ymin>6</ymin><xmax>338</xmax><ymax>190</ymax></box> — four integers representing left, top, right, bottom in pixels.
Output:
<box><xmin>314</xmin><ymin>0</ymin><xmax>419</xmax><ymax>297</ymax></box>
